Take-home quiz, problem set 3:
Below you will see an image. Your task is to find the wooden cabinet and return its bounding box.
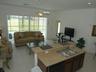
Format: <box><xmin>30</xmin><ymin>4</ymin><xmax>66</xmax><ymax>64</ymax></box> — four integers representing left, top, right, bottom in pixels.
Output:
<box><xmin>38</xmin><ymin>59</ymin><xmax>65</xmax><ymax>72</ymax></box>
<box><xmin>38</xmin><ymin>59</ymin><xmax>47</xmax><ymax>72</ymax></box>
<box><xmin>64</xmin><ymin>58</ymin><xmax>73</xmax><ymax>72</ymax></box>
<box><xmin>38</xmin><ymin>53</ymin><xmax>85</xmax><ymax>72</ymax></box>
<box><xmin>72</xmin><ymin>53</ymin><xmax>85</xmax><ymax>72</ymax></box>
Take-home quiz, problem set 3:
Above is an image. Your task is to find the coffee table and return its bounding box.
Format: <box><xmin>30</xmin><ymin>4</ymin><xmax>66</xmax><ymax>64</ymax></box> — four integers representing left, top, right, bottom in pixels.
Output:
<box><xmin>26</xmin><ymin>42</ymin><xmax>34</xmax><ymax>55</ymax></box>
<box><xmin>26</xmin><ymin>41</ymin><xmax>44</xmax><ymax>55</ymax></box>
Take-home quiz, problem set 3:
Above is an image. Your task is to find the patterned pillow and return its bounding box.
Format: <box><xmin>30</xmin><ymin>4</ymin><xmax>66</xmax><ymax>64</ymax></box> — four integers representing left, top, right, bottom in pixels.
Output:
<box><xmin>19</xmin><ymin>33</ymin><xmax>24</xmax><ymax>38</ymax></box>
<box><xmin>35</xmin><ymin>32</ymin><xmax>42</xmax><ymax>37</ymax></box>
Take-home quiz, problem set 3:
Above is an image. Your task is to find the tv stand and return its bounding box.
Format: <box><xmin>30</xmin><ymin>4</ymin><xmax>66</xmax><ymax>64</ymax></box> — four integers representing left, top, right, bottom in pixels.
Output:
<box><xmin>69</xmin><ymin>36</ymin><xmax>72</xmax><ymax>41</ymax></box>
<box><xmin>69</xmin><ymin>36</ymin><xmax>73</xmax><ymax>42</ymax></box>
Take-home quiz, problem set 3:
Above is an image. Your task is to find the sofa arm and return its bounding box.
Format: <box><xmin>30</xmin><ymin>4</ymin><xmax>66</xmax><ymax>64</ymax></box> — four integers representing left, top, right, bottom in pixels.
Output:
<box><xmin>1</xmin><ymin>38</ymin><xmax>13</xmax><ymax>59</ymax></box>
<box><xmin>14</xmin><ymin>32</ymin><xmax>21</xmax><ymax>41</ymax></box>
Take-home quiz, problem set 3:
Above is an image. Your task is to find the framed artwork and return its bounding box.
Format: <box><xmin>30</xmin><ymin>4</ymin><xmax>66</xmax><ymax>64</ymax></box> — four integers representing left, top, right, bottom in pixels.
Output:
<box><xmin>92</xmin><ymin>25</ymin><xmax>96</xmax><ymax>36</ymax></box>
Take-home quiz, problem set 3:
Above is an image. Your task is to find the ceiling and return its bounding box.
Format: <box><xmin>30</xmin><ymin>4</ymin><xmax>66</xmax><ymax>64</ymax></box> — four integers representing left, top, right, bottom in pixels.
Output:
<box><xmin>0</xmin><ymin>0</ymin><xmax>95</xmax><ymax>11</ymax></box>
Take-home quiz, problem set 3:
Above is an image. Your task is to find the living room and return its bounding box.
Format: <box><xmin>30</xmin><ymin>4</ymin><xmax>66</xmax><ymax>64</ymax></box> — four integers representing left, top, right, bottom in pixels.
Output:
<box><xmin>0</xmin><ymin>0</ymin><xmax>96</xmax><ymax>72</ymax></box>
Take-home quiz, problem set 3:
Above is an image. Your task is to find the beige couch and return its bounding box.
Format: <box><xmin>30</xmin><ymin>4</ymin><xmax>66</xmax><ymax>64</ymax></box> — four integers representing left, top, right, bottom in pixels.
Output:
<box><xmin>14</xmin><ymin>31</ymin><xmax>44</xmax><ymax>47</ymax></box>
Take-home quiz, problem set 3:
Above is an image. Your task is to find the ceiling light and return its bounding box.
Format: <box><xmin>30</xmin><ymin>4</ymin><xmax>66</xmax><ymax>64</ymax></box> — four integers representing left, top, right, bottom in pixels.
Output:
<box><xmin>43</xmin><ymin>11</ymin><xmax>50</xmax><ymax>14</ymax></box>
<box><xmin>88</xmin><ymin>2</ymin><xmax>92</xmax><ymax>5</ymax></box>
<box><xmin>38</xmin><ymin>12</ymin><xmax>43</xmax><ymax>16</ymax></box>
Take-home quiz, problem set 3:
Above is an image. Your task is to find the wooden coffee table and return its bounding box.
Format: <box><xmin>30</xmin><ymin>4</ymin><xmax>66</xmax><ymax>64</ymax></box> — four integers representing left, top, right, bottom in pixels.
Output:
<box><xmin>26</xmin><ymin>41</ymin><xmax>44</xmax><ymax>55</ymax></box>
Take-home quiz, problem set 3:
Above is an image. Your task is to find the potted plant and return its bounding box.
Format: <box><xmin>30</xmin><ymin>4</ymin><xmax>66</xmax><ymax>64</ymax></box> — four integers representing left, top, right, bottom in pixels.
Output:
<box><xmin>76</xmin><ymin>37</ymin><xmax>85</xmax><ymax>49</ymax></box>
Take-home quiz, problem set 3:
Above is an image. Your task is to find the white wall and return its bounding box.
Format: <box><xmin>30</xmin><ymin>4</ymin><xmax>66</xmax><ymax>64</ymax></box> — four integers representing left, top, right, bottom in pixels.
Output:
<box><xmin>56</xmin><ymin>8</ymin><xmax>96</xmax><ymax>53</ymax></box>
<box><xmin>0</xmin><ymin>4</ymin><xmax>57</xmax><ymax>39</ymax></box>
<box><xmin>47</xmin><ymin>12</ymin><xmax>57</xmax><ymax>40</ymax></box>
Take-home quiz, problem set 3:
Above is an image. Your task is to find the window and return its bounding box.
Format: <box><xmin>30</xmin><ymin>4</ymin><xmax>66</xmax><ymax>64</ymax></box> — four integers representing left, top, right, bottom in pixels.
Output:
<box><xmin>7</xmin><ymin>15</ymin><xmax>47</xmax><ymax>39</ymax></box>
<box><xmin>57</xmin><ymin>21</ymin><xmax>61</xmax><ymax>33</ymax></box>
<box><xmin>8</xmin><ymin>16</ymin><xmax>19</xmax><ymax>32</ymax></box>
<box><xmin>30</xmin><ymin>17</ymin><xmax>47</xmax><ymax>38</ymax></box>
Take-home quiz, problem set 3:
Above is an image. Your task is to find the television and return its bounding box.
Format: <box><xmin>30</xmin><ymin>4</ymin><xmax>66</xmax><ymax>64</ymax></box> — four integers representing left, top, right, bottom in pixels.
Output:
<box><xmin>64</xmin><ymin>27</ymin><xmax>74</xmax><ymax>41</ymax></box>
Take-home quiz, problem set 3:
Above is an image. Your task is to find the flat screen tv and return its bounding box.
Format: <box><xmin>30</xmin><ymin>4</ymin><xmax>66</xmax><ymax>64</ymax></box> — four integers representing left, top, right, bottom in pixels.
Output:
<box><xmin>64</xmin><ymin>27</ymin><xmax>74</xmax><ymax>41</ymax></box>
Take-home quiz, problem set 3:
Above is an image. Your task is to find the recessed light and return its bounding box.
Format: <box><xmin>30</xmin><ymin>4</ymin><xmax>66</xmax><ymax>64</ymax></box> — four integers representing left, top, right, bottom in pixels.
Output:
<box><xmin>88</xmin><ymin>2</ymin><xmax>92</xmax><ymax>5</ymax></box>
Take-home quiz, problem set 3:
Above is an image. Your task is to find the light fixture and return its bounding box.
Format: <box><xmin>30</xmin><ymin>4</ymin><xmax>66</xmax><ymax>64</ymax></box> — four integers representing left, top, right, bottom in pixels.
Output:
<box><xmin>43</xmin><ymin>11</ymin><xmax>50</xmax><ymax>14</ymax></box>
<box><xmin>88</xmin><ymin>2</ymin><xmax>92</xmax><ymax>5</ymax></box>
<box><xmin>38</xmin><ymin>12</ymin><xmax>43</xmax><ymax>16</ymax></box>
<box><xmin>37</xmin><ymin>10</ymin><xmax>50</xmax><ymax>16</ymax></box>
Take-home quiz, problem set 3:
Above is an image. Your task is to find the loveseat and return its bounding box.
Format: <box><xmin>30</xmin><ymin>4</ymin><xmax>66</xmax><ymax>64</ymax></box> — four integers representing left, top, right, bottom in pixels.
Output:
<box><xmin>14</xmin><ymin>31</ymin><xmax>44</xmax><ymax>47</ymax></box>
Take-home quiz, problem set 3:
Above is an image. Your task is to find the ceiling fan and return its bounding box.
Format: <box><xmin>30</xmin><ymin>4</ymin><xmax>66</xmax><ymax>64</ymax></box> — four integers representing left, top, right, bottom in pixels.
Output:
<box><xmin>23</xmin><ymin>3</ymin><xmax>50</xmax><ymax>16</ymax></box>
<box><xmin>37</xmin><ymin>11</ymin><xmax>50</xmax><ymax>16</ymax></box>
<box><xmin>88</xmin><ymin>0</ymin><xmax>96</xmax><ymax>7</ymax></box>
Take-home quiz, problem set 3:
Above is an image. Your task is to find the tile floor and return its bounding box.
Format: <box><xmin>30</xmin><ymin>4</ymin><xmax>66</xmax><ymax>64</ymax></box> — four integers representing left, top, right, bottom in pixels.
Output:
<box><xmin>4</xmin><ymin>45</ymin><xmax>34</xmax><ymax>72</ymax></box>
<box><xmin>77</xmin><ymin>53</ymin><xmax>96</xmax><ymax>72</ymax></box>
<box><xmin>4</xmin><ymin>43</ymin><xmax>96</xmax><ymax>72</ymax></box>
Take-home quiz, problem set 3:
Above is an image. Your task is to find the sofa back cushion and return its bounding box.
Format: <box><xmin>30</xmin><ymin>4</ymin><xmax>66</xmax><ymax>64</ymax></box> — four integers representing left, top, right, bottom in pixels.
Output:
<box><xmin>14</xmin><ymin>31</ymin><xmax>44</xmax><ymax>39</ymax></box>
<box><xmin>14</xmin><ymin>32</ymin><xmax>23</xmax><ymax>39</ymax></box>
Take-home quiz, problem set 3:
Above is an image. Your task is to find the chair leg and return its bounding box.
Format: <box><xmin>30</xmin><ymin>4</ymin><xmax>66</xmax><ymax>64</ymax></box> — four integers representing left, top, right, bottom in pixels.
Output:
<box><xmin>5</xmin><ymin>58</ymin><xmax>10</xmax><ymax>69</ymax></box>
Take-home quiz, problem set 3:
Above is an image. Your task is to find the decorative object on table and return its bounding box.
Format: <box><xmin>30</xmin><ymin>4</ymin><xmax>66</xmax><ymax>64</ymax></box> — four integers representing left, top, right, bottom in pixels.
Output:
<box><xmin>76</xmin><ymin>37</ymin><xmax>85</xmax><ymax>49</ymax></box>
<box><xmin>56</xmin><ymin>33</ymin><xmax>64</xmax><ymax>43</ymax></box>
<box><xmin>56</xmin><ymin>33</ymin><xmax>61</xmax><ymax>43</ymax></box>
<box><xmin>40</xmin><ymin>44</ymin><xmax>52</xmax><ymax>50</ymax></box>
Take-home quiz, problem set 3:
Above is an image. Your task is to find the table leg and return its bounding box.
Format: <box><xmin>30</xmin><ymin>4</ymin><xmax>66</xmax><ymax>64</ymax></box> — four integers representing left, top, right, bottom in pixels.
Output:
<box><xmin>5</xmin><ymin>58</ymin><xmax>10</xmax><ymax>69</ymax></box>
<box><xmin>0</xmin><ymin>60</ymin><xmax>5</xmax><ymax>72</ymax></box>
<box><xmin>34</xmin><ymin>53</ymin><xmax>38</xmax><ymax>66</ymax></box>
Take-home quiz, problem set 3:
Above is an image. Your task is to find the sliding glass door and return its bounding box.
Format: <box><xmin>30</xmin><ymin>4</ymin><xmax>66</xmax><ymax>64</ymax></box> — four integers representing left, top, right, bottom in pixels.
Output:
<box><xmin>7</xmin><ymin>15</ymin><xmax>47</xmax><ymax>39</ymax></box>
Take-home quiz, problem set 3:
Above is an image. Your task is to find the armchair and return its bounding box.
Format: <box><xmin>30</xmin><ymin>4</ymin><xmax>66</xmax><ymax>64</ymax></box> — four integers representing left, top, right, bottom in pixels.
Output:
<box><xmin>0</xmin><ymin>37</ymin><xmax>12</xmax><ymax>68</ymax></box>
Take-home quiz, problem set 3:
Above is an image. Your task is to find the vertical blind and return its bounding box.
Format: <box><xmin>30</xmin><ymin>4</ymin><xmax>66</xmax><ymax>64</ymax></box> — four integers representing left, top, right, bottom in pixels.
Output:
<box><xmin>8</xmin><ymin>15</ymin><xmax>47</xmax><ymax>38</ymax></box>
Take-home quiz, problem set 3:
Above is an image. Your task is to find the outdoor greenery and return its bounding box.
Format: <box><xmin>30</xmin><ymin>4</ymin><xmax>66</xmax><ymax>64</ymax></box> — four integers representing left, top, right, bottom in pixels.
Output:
<box><xmin>8</xmin><ymin>15</ymin><xmax>47</xmax><ymax>32</ymax></box>
<box><xmin>8</xmin><ymin>15</ymin><xmax>47</xmax><ymax>39</ymax></box>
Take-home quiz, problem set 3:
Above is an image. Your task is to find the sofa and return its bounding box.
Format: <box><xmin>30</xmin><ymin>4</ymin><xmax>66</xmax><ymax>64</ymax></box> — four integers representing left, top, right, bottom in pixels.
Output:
<box><xmin>14</xmin><ymin>31</ymin><xmax>44</xmax><ymax>47</ymax></box>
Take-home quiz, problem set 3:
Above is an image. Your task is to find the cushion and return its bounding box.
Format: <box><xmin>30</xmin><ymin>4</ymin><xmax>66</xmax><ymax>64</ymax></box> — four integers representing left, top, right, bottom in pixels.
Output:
<box><xmin>35</xmin><ymin>32</ymin><xmax>42</xmax><ymax>37</ymax></box>
<box><xmin>19</xmin><ymin>33</ymin><xmax>24</xmax><ymax>38</ymax></box>
<box><xmin>1</xmin><ymin>37</ymin><xmax>8</xmax><ymax>45</ymax></box>
<box><xmin>14</xmin><ymin>31</ymin><xmax>44</xmax><ymax>46</ymax></box>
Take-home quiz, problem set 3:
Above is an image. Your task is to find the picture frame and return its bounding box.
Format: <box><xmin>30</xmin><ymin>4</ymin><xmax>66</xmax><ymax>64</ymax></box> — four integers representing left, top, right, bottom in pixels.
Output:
<box><xmin>92</xmin><ymin>25</ymin><xmax>96</xmax><ymax>36</ymax></box>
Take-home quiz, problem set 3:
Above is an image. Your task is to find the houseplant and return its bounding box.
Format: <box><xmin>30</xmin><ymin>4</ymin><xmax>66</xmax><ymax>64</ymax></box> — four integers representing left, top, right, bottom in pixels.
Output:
<box><xmin>76</xmin><ymin>37</ymin><xmax>85</xmax><ymax>49</ymax></box>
